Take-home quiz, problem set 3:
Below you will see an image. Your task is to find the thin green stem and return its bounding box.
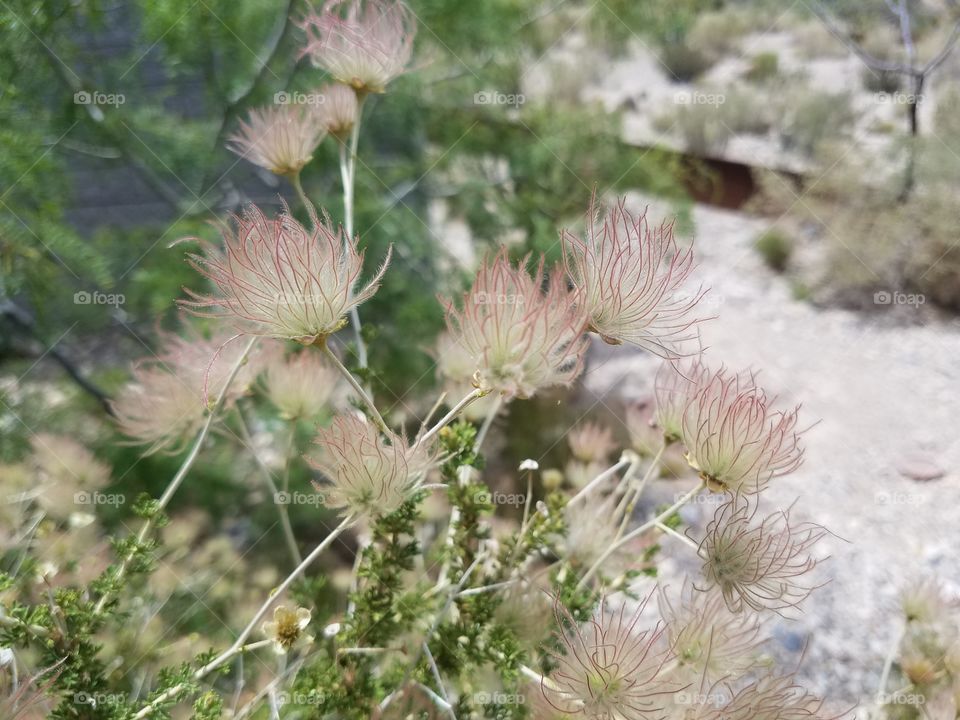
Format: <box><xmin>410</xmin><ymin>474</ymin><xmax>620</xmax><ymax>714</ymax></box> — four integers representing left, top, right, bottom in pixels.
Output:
<box><xmin>184</xmin><ymin>513</ymin><xmax>355</xmax><ymax>696</ymax></box>
<box><xmin>289</xmin><ymin>172</ymin><xmax>313</xmax><ymax>217</ymax></box>
<box><xmin>568</xmin><ymin>457</ymin><xmax>631</xmax><ymax>507</ymax></box>
<box><xmin>877</xmin><ymin>624</ymin><xmax>905</xmax><ymax>700</ymax></box>
<box><xmin>321</xmin><ymin>342</ymin><xmax>388</xmax><ymax>433</ymax></box>
<box><xmin>655</xmin><ymin>521</ymin><xmax>700</xmax><ymax>551</ymax></box>
<box><xmin>339</xmin><ymin>96</ymin><xmax>368</xmax><ymax>370</ymax></box>
<box><xmin>519</xmin><ymin>665</ymin><xmax>562</xmax><ymax>691</ymax></box>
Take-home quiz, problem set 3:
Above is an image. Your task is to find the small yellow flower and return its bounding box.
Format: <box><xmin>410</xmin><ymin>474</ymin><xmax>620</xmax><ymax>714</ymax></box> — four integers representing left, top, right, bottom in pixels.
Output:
<box><xmin>262</xmin><ymin>605</ymin><xmax>313</xmax><ymax>655</ymax></box>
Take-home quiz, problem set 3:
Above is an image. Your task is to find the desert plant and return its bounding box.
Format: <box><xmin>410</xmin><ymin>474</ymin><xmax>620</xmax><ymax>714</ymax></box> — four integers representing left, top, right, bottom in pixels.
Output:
<box><xmin>0</xmin><ymin>2</ymin><xmax>849</xmax><ymax>719</ymax></box>
<box><xmin>859</xmin><ymin>25</ymin><xmax>906</xmax><ymax>93</ymax></box>
<box><xmin>687</xmin><ymin>8</ymin><xmax>753</xmax><ymax>60</ymax></box>
<box><xmin>869</xmin><ymin>578</ymin><xmax>960</xmax><ymax>719</ymax></box>
<box><xmin>861</xmin><ymin>66</ymin><xmax>905</xmax><ymax>93</ymax></box>
<box><xmin>755</xmin><ymin>228</ymin><xmax>794</xmax><ymax>272</ymax></box>
<box><xmin>658</xmin><ymin>100</ymin><xmax>734</xmax><ymax>156</ymax></box>
<box><xmin>721</xmin><ymin>86</ymin><xmax>776</xmax><ymax>134</ymax></box>
<box><xmin>759</xmin><ymin>138</ymin><xmax>960</xmax><ymax>311</ymax></box>
<box><xmin>744</xmin><ymin>51</ymin><xmax>780</xmax><ymax>82</ymax></box>
<box><xmin>660</xmin><ymin>39</ymin><xmax>713</xmax><ymax>82</ymax></box>
<box><xmin>781</xmin><ymin>89</ymin><xmax>855</xmax><ymax>156</ymax></box>
<box><xmin>793</xmin><ymin>17</ymin><xmax>851</xmax><ymax>59</ymax></box>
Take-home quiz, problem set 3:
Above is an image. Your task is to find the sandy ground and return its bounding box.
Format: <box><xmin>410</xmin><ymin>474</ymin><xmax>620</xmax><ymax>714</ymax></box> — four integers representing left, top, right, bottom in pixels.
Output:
<box><xmin>580</xmin><ymin>195</ymin><xmax>960</xmax><ymax>707</ymax></box>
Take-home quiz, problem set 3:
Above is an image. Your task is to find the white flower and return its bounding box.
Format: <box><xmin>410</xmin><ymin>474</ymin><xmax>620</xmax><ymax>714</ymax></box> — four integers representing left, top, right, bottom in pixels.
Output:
<box><xmin>262</xmin><ymin>605</ymin><xmax>313</xmax><ymax>654</ymax></box>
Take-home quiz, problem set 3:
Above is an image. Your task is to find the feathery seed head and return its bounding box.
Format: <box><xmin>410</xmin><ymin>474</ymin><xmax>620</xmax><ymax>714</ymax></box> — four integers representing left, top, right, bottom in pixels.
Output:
<box><xmin>263</xmin><ymin>348</ymin><xmax>340</xmax><ymax>420</ymax></box>
<box><xmin>227</xmin><ymin>105</ymin><xmax>326</xmax><ymax>176</ymax></box>
<box><xmin>568</xmin><ymin>421</ymin><xmax>617</xmax><ymax>464</ymax></box>
<box><xmin>300</xmin><ymin>0</ymin><xmax>416</xmax><ymax>94</ymax></box>
<box><xmin>699</xmin><ymin>497</ymin><xmax>826</xmax><ymax>614</ymax></box>
<box><xmin>542</xmin><ymin>594</ymin><xmax>678</xmax><ymax>720</ymax></box>
<box><xmin>111</xmin><ymin>328</ymin><xmax>263</xmax><ymax>454</ymax></box>
<box><xmin>562</xmin><ymin>197</ymin><xmax>706</xmax><ymax>357</ymax></box>
<box><xmin>653</xmin><ymin>357</ymin><xmax>710</xmax><ymax>444</ymax></box>
<box><xmin>309</xmin><ymin>414</ymin><xmax>430</xmax><ymax>517</ymax></box>
<box><xmin>680</xmin><ymin>367</ymin><xmax>804</xmax><ymax>494</ymax></box>
<box><xmin>433</xmin><ymin>330</ymin><xmax>496</xmax><ymax>421</ymax></box>
<box><xmin>900</xmin><ymin>577</ymin><xmax>957</xmax><ymax>625</ymax></box>
<box><xmin>182</xmin><ymin>204</ymin><xmax>389</xmax><ymax>344</ymax></box>
<box><xmin>658</xmin><ymin>580</ymin><xmax>763</xmax><ymax>686</ymax></box>
<box><xmin>316</xmin><ymin>82</ymin><xmax>360</xmax><ymax>137</ymax></box>
<box><xmin>714</xmin><ymin>673</ymin><xmax>846</xmax><ymax>720</ymax></box>
<box><xmin>443</xmin><ymin>248</ymin><xmax>588</xmax><ymax>400</ymax></box>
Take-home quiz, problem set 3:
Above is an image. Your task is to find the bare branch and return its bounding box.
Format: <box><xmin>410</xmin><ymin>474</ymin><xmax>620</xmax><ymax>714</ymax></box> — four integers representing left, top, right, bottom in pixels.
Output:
<box><xmin>895</xmin><ymin>0</ymin><xmax>916</xmax><ymax>67</ymax></box>
<box><xmin>923</xmin><ymin>19</ymin><xmax>960</xmax><ymax>74</ymax></box>
<box><xmin>809</xmin><ymin>1</ymin><xmax>917</xmax><ymax>75</ymax></box>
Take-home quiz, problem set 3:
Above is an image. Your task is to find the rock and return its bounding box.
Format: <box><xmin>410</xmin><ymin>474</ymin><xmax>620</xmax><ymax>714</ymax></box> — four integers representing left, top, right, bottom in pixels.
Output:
<box><xmin>896</xmin><ymin>453</ymin><xmax>946</xmax><ymax>482</ymax></box>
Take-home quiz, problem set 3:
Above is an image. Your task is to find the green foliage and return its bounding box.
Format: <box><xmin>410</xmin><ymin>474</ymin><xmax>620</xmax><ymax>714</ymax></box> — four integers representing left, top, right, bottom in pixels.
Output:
<box><xmin>0</xmin><ymin>0</ymin><xmax>687</xmax><ymax>411</ymax></box>
<box><xmin>755</xmin><ymin>228</ymin><xmax>793</xmax><ymax>272</ymax></box>
<box><xmin>781</xmin><ymin>90</ymin><xmax>855</xmax><ymax>157</ymax></box>
<box><xmin>588</xmin><ymin>0</ymin><xmax>720</xmax><ymax>50</ymax></box>
<box><xmin>656</xmin><ymin>101</ymin><xmax>733</xmax><ymax>157</ymax></box>
<box><xmin>861</xmin><ymin>67</ymin><xmax>904</xmax><ymax>93</ymax></box>
<box><xmin>687</xmin><ymin>8</ymin><xmax>753</xmax><ymax>60</ymax></box>
<box><xmin>430</xmin><ymin>103</ymin><xmax>686</xmax><ymax>265</ymax></box>
<box><xmin>659</xmin><ymin>40</ymin><xmax>713</xmax><ymax>82</ymax></box>
<box><xmin>762</xmin><ymin>133</ymin><xmax>960</xmax><ymax>311</ymax></box>
<box><xmin>721</xmin><ymin>87</ymin><xmax>775</xmax><ymax>134</ymax></box>
<box><xmin>744</xmin><ymin>52</ymin><xmax>779</xmax><ymax>83</ymax></box>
